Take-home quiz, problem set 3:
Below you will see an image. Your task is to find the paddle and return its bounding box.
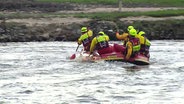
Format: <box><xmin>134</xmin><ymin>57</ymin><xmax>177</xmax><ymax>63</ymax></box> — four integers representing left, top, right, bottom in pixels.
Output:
<box><xmin>70</xmin><ymin>45</ymin><xmax>80</xmax><ymax>59</ymax></box>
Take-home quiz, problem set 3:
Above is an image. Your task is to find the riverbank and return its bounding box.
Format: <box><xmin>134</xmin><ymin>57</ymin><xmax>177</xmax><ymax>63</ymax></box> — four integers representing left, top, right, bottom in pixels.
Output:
<box><xmin>0</xmin><ymin>1</ymin><xmax>184</xmax><ymax>42</ymax></box>
<box><xmin>1</xmin><ymin>16</ymin><xmax>184</xmax><ymax>42</ymax></box>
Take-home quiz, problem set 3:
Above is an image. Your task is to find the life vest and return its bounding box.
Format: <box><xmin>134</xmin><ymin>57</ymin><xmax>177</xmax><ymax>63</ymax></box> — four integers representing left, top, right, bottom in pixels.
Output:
<box><xmin>139</xmin><ymin>37</ymin><xmax>146</xmax><ymax>52</ymax></box>
<box><xmin>140</xmin><ymin>37</ymin><xmax>151</xmax><ymax>53</ymax></box>
<box><xmin>137</xmin><ymin>32</ymin><xmax>151</xmax><ymax>57</ymax></box>
<box><xmin>80</xmin><ymin>32</ymin><xmax>92</xmax><ymax>50</ymax></box>
<box><xmin>95</xmin><ymin>35</ymin><xmax>109</xmax><ymax>50</ymax></box>
<box><xmin>145</xmin><ymin>38</ymin><xmax>151</xmax><ymax>47</ymax></box>
<box><xmin>128</xmin><ymin>37</ymin><xmax>141</xmax><ymax>54</ymax></box>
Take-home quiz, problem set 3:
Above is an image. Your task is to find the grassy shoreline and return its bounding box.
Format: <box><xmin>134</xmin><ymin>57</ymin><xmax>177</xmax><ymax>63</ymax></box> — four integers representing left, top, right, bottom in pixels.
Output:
<box><xmin>73</xmin><ymin>9</ymin><xmax>184</xmax><ymax>21</ymax></box>
<box><xmin>1</xmin><ymin>9</ymin><xmax>184</xmax><ymax>21</ymax></box>
<box><xmin>36</xmin><ymin>0</ymin><xmax>184</xmax><ymax>7</ymax></box>
<box><xmin>0</xmin><ymin>0</ymin><xmax>184</xmax><ymax>20</ymax></box>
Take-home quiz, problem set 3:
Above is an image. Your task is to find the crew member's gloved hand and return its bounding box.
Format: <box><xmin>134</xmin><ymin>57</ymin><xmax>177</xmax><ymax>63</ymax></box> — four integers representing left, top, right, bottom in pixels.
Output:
<box><xmin>77</xmin><ymin>41</ymin><xmax>81</xmax><ymax>45</ymax></box>
<box><xmin>125</xmin><ymin>57</ymin><xmax>129</xmax><ymax>61</ymax></box>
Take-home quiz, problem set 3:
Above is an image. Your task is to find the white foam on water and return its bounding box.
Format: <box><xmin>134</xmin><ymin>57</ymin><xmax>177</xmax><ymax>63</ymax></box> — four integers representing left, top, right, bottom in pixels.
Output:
<box><xmin>1</xmin><ymin>41</ymin><xmax>184</xmax><ymax>104</ymax></box>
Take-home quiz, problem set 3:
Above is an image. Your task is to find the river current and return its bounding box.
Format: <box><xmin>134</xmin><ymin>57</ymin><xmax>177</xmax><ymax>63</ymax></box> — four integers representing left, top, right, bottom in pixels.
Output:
<box><xmin>0</xmin><ymin>40</ymin><xmax>184</xmax><ymax>104</ymax></box>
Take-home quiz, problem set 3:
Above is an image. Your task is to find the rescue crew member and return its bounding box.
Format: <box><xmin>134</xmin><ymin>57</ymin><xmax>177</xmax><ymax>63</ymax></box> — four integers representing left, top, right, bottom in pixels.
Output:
<box><xmin>116</xmin><ymin>32</ymin><xmax>129</xmax><ymax>47</ymax></box>
<box><xmin>137</xmin><ymin>31</ymin><xmax>151</xmax><ymax>58</ymax></box>
<box><xmin>77</xmin><ymin>27</ymin><xmax>93</xmax><ymax>52</ymax></box>
<box><xmin>116</xmin><ymin>25</ymin><xmax>134</xmax><ymax>46</ymax></box>
<box><xmin>114</xmin><ymin>25</ymin><xmax>135</xmax><ymax>53</ymax></box>
<box><xmin>125</xmin><ymin>28</ymin><xmax>141</xmax><ymax>60</ymax></box>
<box><xmin>89</xmin><ymin>31</ymin><xmax>112</xmax><ymax>55</ymax></box>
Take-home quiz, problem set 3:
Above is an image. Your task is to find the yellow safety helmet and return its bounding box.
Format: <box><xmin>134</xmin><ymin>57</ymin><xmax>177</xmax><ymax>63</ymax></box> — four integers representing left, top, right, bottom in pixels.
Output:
<box><xmin>127</xmin><ymin>26</ymin><xmax>134</xmax><ymax>32</ymax></box>
<box><xmin>129</xmin><ymin>28</ymin><xmax>137</xmax><ymax>37</ymax></box>
<box><xmin>98</xmin><ymin>31</ymin><xmax>105</xmax><ymax>35</ymax></box>
<box><xmin>138</xmin><ymin>31</ymin><xmax>145</xmax><ymax>36</ymax></box>
<box><xmin>81</xmin><ymin>27</ymin><xmax>88</xmax><ymax>33</ymax></box>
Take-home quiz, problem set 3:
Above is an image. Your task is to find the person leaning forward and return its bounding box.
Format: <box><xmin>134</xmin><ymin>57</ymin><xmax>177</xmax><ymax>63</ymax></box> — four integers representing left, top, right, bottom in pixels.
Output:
<box><xmin>116</xmin><ymin>25</ymin><xmax>134</xmax><ymax>46</ymax></box>
<box><xmin>125</xmin><ymin>28</ymin><xmax>141</xmax><ymax>60</ymax></box>
<box><xmin>89</xmin><ymin>31</ymin><xmax>112</xmax><ymax>56</ymax></box>
<box><xmin>77</xmin><ymin>27</ymin><xmax>93</xmax><ymax>52</ymax></box>
<box><xmin>114</xmin><ymin>25</ymin><xmax>135</xmax><ymax>53</ymax></box>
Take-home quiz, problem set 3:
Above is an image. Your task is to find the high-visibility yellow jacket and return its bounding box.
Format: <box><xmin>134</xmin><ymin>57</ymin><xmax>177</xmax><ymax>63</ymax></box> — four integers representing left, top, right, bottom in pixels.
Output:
<box><xmin>78</xmin><ymin>30</ymin><xmax>93</xmax><ymax>51</ymax></box>
<box><xmin>136</xmin><ymin>35</ymin><xmax>151</xmax><ymax>47</ymax></box>
<box><xmin>78</xmin><ymin>30</ymin><xmax>93</xmax><ymax>45</ymax></box>
<box><xmin>125</xmin><ymin>36</ymin><xmax>141</xmax><ymax>60</ymax></box>
<box><xmin>116</xmin><ymin>32</ymin><xmax>129</xmax><ymax>45</ymax></box>
<box><xmin>90</xmin><ymin>34</ymin><xmax>109</xmax><ymax>53</ymax></box>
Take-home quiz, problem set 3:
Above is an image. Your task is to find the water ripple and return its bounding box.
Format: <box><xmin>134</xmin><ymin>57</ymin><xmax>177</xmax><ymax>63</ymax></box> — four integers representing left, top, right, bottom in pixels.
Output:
<box><xmin>0</xmin><ymin>41</ymin><xmax>184</xmax><ymax>104</ymax></box>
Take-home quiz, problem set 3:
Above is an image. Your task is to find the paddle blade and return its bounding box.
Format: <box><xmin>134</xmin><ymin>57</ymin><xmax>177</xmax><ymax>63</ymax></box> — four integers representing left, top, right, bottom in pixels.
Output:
<box><xmin>70</xmin><ymin>54</ymin><xmax>76</xmax><ymax>59</ymax></box>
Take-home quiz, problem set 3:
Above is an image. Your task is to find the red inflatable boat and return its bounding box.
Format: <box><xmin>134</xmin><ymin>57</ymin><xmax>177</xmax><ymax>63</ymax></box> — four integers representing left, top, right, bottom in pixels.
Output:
<box><xmin>73</xmin><ymin>44</ymin><xmax>150</xmax><ymax>65</ymax></box>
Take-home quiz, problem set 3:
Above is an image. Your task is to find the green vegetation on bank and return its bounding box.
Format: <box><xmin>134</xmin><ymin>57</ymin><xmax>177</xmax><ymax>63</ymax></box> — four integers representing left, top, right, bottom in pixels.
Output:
<box><xmin>36</xmin><ymin>0</ymin><xmax>184</xmax><ymax>7</ymax></box>
<box><xmin>36</xmin><ymin>0</ymin><xmax>117</xmax><ymax>5</ymax></box>
<box><xmin>1</xmin><ymin>9</ymin><xmax>184</xmax><ymax>21</ymax></box>
<box><xmin>73</xmin><ymin>9</ymin><xmax>184</xmax><ymax>20</ymax></box>
<box><xmin>123</xmin><ymin>0</ymin><xmax>184</xmax><ymax>7</ymax></box>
